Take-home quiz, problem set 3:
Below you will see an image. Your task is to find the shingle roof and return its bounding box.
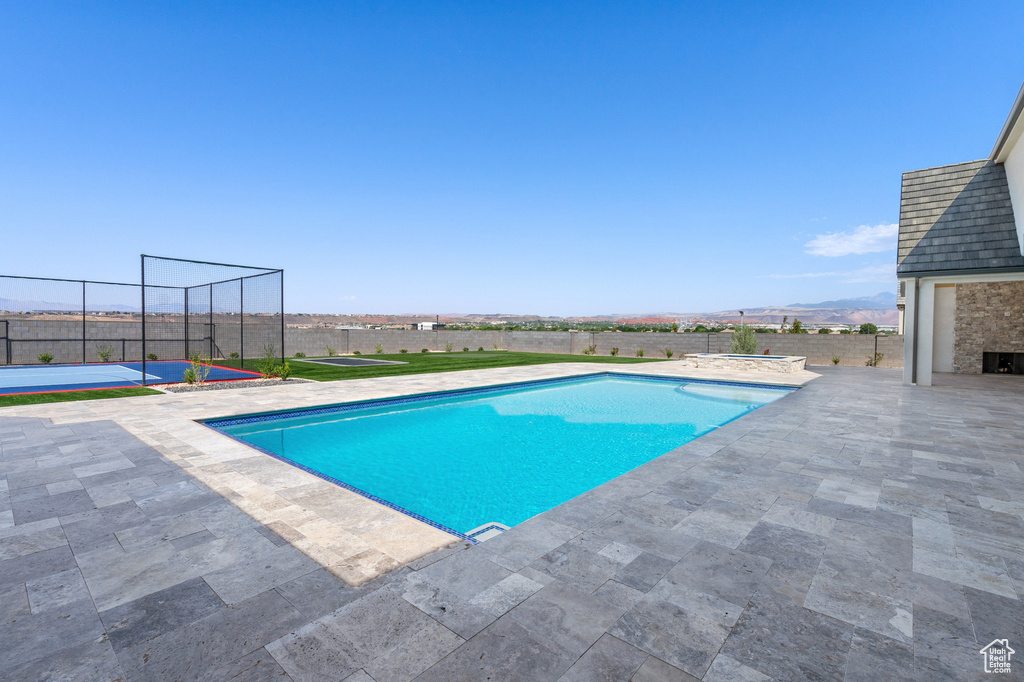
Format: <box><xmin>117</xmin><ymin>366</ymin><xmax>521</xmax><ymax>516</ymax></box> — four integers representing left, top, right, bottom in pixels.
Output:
<box><xmin>897</xmin><ymin>160</ymin><xmax>1023</xmax><ymax>276</ymax></box>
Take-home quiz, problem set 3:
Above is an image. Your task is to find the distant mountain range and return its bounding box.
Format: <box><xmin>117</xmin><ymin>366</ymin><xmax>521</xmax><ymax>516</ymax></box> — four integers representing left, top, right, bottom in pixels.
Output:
<box><xmin>4</xmin><ymin>291</ymin><xmax>900</xmax><ymax>327</ymax></box>
<box><xmin>786</xmin><ymin>292</ymin><xmax>896</xmax><ymax>309</ymax></box>
<box><xmin>441</xmin><ymin>291</ymin><xmax>900</xmax><ymax>326</ymax></box>
<box><xmin>0</xmin><ymin>297</ymin><xmax>142</xmax><ymax>313</ymax></box>
<box><xmin>678</xmin><ymin>291</ymin><xmax>899</xmax><ymax>326</ymax></box>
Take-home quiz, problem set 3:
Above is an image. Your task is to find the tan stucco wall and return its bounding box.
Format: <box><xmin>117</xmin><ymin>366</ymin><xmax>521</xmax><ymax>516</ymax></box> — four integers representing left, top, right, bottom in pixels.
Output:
<box><xmin>953</xmin><ymin>280</ymin><xmax>1024</xmax><ymax>373</ymax></box>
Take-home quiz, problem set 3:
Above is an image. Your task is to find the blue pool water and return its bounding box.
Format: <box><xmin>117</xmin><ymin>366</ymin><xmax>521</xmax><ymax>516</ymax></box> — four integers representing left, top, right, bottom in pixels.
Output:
<box><xmin>210</xmin><ymin>375</ymin><xmax>793</xmax><ymax>537</ymax></box>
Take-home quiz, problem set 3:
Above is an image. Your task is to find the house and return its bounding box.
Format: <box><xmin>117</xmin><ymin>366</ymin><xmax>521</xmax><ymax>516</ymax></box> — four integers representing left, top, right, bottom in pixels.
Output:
<box><xmin>898</xmin><ymin>81</ymin><xmax>1024</xmax><ymax>386</ymax></box>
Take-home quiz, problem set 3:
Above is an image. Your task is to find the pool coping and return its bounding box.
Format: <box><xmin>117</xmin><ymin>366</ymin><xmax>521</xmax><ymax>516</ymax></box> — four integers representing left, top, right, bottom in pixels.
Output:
<box><xmin>0</xmin><ymin>361</ymin><xmax>820</xmax><ymax>585</ymax></box>
<box><xmin>199</xmin><ymin>372</ymin><xmax>800</xmax><ymax>545</ymax></box>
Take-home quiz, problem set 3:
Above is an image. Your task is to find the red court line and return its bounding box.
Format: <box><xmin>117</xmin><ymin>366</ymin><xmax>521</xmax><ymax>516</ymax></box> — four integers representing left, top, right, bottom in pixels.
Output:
<box><xmin>0</xmin><ymin>367</ymin><xmax>263</xmax><ymax>397</ymax></box>
<box><xmin>0</xmin><ymin>376</ymin><xmax>263</xmax><ymax>397</ymax></box>
<box><xmin>200</xmin><ymin>361</ymin><xmax>264</xmax><ymax>377</ymax></box>
<box><xmin>0</xmin><ymin>385</ymin><xmax>151</xmax><ymax>397</ymax></box>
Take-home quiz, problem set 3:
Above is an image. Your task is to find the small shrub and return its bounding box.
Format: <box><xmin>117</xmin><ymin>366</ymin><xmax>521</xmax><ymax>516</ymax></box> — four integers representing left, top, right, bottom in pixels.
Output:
<box><xmin>444</xmin><ymin>342</ymin><xmax>453</xmax><ymax>352</ymax></box>
<box><xmin>326</xmin><ymin>346</ymin><xmax>337</xmax><ymax>356</ymax></box>
<box><xmin>832</xmin><ymin>356</ymin><xmax>841</xmax><ymax>365</ymax></box>
<box><xmin>38</xmin><ymin>352</ymin><xmax>54</xmax><ymax>365</ymax></box>
<box><xmin>478</xmin><ymin>346</ymin><xmax>484</xmax><ymax>352</ymax></box>
<box><xmin>463</xmin><ymin>347</ymin><xmax>469</xmax><ymax>352</ymax></box>
<box><xmin>374</xmin><ymin>344</ymin><xmax>383</xmax><ymax>354</ymax></box>
<box><xmin>258</xmin><ymin>346</ymin><xmax>282</xmax><ymax>376</ymax></box>
<box><xmin>96</xmin><ymin>344</ymin><xmax>115</xmax><ymax>362</ymax></box>
<box><xmin>731</xmin><ymin>325</ymin><xmax>758</xmax><ymax>354</ymax></box>
<box><xmin>421</xmin><ymin>348</ymin><xmax>429</xmax><ymax>353</ymax></box>
<box><xmin>839</xmin><ymin>328</ymin><xmax>852</xmax><ymax>334</ymax></box>
<box><xmin>635</xmin><ymin>349</ymin><xmax>644</xmax><ymax>357</ymax></box>
<box><xmin>293</xmin><ymin>351</ymin><xmax>306</xmax><ymax>358</ymax></box>
<box><xmin>493</xmin><ymin>343</ymin><xmax>500</xmax><ymax>351</ymax></box>
<box><xmin>582</xmin><ymin>345</ymin><xmax>596</xmax><ymax>356</ymax></box>
<box><xmin>399</xmin><ymin>349</ymin><xmax>408</xmax><ymax>353</ymax></box>
<box><xmin>183</xmin><ymin>354</ymin><xmax>211</xmax><ymax>385</ymax></box>
<box><xmin>610</xmin><ymin>347</ymin><xmax>619</xmax><ymax>356</ymax></box>
<box><xmin>664</xmin><ymin>348</ymin><xmax>674</xmax><ymax>358</ymax></box>
<box><xmin>866</xmin><ymin>352</ymin><xmax>884</xmax><ymax>367</ymax></box>
<box><xmin>228</xmin><ymin>352</ymin><xmax>238</xmax><ymax>359</ymax></box>
<box><xmin>278</xmin><ymin>362</ymin><xmax>291</xmax><ymax>380</ymax></box>
<box><xmin>818</xmin><ymin>328</ymin><xmax>831</xmax><ymax>334</ymax></box>
<box><xmin>353</xmin><ymin>350</ymin><xmax>361</xmax><ymax>355</ymax></box>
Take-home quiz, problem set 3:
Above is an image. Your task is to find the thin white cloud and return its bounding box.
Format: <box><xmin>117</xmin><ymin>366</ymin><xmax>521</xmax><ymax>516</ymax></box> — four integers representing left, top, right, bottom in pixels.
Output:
<box><xmin>804</xmin><ymin>223</ymin><xmax>898</xmax><ymax>257</ymax></box>
<box><xmin>841</xmin><ymin>264</ymin><xmax>895</xmax><ymax>283</ymax></box>
<box><xmin>759</xmin><ymin>271</ymin><xmax>840</xmax><ymax>279</ymax></box>
<box><xmin>339</xmin><ymin>295</ymin><xmax>357</xmax><ymax>301</ymax></box>
<box><xmin>758</xmin><ymin>264</ymin><xmax>895</xmax><ymax>283</ymax></box>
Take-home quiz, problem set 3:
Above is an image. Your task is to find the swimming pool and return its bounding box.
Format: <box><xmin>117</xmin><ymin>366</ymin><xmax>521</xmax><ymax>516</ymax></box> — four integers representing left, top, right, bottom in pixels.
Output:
<box><xmin>205</xmin><ymin>373</ymin><xmax>795</xmax><ymax>540</ymax></box>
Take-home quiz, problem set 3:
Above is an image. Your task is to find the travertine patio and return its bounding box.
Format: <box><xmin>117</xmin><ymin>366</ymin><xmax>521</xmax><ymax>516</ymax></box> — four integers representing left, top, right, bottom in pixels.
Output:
<box><xmin>1</xmin><ymin>365</ymin><xmax>1021</xmax><ymax>680</ymax></box>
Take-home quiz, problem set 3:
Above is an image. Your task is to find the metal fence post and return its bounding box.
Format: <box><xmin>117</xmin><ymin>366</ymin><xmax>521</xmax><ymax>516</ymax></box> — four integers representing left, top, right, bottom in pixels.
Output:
<box><xmin>82</xmin><ymin>281</ymin><xmax>86</xmax><ymax>364</ymax></box>
<box><xmin>141</xmin><ymin>256</ymin><xmax>146</xmax><ymax>385</ymax></box>
<box><xmin>280</xmin><ymin>271</ymin><xmax>285</xmax><ymax>364</ymax></box>
<box><xmin>239</xmin><ymin>278</ymin><xmax>244</xmax><ymax>368</ymax></box>
<box><xmin>184</xmin><ymin>286</ymin><xmax>189</xmax><ymax>361</ymax></box>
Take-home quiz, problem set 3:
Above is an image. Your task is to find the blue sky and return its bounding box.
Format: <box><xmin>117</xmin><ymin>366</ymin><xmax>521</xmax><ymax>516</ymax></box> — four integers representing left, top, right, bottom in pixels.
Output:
<box><xmin>2</xmin><ymin>2</ymin><xmax>1023</xmax><ymax>315</ymax></box>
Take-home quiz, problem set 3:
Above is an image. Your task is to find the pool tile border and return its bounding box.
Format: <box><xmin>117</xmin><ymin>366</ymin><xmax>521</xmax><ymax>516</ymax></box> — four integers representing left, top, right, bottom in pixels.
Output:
<box><xmin>202</xmin><ymin>372</ymin><xmax>797</xmax><ymax>428</ymax></box>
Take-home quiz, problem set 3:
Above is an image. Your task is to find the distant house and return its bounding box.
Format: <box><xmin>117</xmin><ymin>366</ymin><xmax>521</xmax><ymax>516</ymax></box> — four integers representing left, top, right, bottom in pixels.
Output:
<box><xmin>898</xmin><ymin>81</ymin><xmax>1024</xmax><ymax>385</ymax></box>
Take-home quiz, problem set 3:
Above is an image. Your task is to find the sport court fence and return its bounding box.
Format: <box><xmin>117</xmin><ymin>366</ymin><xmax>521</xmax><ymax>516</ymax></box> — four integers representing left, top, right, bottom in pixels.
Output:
<box><xmin>0</xmin><ymin>256</ymin><xmax>283</xmax><ymax>385</ymax></box>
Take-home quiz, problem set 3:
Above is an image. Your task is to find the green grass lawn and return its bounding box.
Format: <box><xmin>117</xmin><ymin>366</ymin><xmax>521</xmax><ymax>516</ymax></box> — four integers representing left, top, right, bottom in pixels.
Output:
<box><xmin>0</xmin><ymin>351</ymin><xmax>661</xmax><ymax>407</ymax></box>
<box><xmin>223</xmin><ymin>351</ymin><xmax>664</xmax><ymax>382</ymax></box>
<box><xmin>0</xmin><ymin>386</ymin><xmax>162</xmax><ymax>408</ymax></box>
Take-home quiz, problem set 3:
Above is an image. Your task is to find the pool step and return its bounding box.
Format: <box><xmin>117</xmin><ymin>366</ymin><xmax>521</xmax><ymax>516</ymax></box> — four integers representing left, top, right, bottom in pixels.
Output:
<box><xmin>466</xmin><ymin>522</ymin><xmax>509</xmax><ymax>542</ymax></box>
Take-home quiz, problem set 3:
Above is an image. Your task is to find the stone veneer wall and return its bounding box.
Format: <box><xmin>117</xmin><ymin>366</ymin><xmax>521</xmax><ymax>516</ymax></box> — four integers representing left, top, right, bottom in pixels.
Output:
<box><xmin>953</xmin><ymin>281</ymin><xmax>1024</xmax><ymax>374</ymax></box>
<box><xmin>686</xmin><ymin>355</ymin><xmax>807</xmax><ymax>373</ymax></box>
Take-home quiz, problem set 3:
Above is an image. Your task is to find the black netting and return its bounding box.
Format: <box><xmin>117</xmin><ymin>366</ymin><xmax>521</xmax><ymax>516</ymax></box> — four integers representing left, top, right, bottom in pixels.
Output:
<box><xmin>85</xmin><ymin>281</ymin><xmax>145</xmax><ymax>362</ymax></box>
<box><xmin>142</xmin><ymin>256</ymin><xmax>283</xmax><ymax>380</ymax></box>
<box><xmin>1</xmin><ymin>257</ymin><xmax>283</xmax><ymax>385</ymax></box>
<box><xmin>0</xmin><ymin>276</ymin><xmax>142</xmax><ymax>365</ymax></box>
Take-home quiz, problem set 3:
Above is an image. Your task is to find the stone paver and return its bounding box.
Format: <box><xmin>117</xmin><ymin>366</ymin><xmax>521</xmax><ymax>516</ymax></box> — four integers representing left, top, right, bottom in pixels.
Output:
<box><xmin>0</xmin><ymin>366</ymin><xmax>1022</xmax><ymax>680</ymax></box>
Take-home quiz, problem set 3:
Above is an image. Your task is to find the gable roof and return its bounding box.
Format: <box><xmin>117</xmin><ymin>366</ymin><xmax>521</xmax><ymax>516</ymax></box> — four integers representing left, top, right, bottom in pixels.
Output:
<box><xmin>992</xmin><ymin>81</ymin><xmax>1024</xmax><ymax>161</ymax></box>
<box><xmin>897</xmin><ymin>159</ymin><xmax>1023</xmax><ymax>276</ymax></box>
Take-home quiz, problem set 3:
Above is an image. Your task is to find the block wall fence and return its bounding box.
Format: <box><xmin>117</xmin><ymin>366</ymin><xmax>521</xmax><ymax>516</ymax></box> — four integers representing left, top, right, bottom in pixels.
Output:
<box><xmin>2</xmin><ymin>319</ymin><xmax>276</xmax><ymax>365</ymax></box>
<box><xmin>2</xmin><ymin>320</ymin><xmax>905</xmax><ymax>367</ymax></box>
<box><xmin>286</xmin><ymin>328</ymin><xmax>904</xmax><ymax>368</ymax></box>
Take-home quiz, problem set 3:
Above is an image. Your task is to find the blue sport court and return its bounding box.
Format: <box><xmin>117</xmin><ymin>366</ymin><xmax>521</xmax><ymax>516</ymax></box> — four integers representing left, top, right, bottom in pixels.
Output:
<box><xmin>0</xmin><ymin>361</ymin><xmax>262</xmax><ymax>396</ymax></box>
